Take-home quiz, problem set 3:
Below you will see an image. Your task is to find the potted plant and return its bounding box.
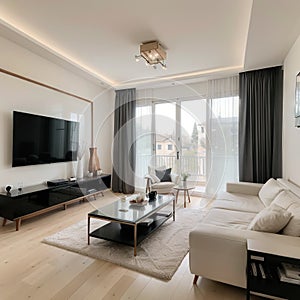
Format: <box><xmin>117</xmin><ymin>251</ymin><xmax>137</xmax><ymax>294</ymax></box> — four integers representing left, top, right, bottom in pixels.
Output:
<box><xmin>181</xmin><ymin>172</ymin><xmax>190</xmax><ymax>187</ymax></box>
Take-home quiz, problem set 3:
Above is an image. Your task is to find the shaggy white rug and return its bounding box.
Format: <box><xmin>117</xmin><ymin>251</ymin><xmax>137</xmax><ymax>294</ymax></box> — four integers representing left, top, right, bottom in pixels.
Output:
<box><xmin>43</xmin><ymin>208</ymin><xmax>204</xmax><ymax>280</ymax></box>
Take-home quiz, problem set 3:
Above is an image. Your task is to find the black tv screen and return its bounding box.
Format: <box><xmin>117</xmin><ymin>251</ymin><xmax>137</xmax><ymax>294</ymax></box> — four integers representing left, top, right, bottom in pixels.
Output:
<box><xmin>13</xmin><ymin>111</ymin><xmax>79</xmax><ymax>167</ymax></box>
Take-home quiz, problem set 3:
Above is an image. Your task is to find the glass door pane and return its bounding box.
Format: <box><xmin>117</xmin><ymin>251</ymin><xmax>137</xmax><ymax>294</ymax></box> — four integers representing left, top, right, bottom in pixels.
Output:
<box><xmin>135</xmin><ymin>105</ymin><xmax>153</xmax><ymax>189</ymax></box>
<box><xmin>206</xmin><ymin>96</ymin><xmax>239</xmax><ymax>194</ymax></box>
<box><xmin>181</xmin><ymin>99</ymin><xmax>207</xmax><ymax>187</ymax></box>
<box><xmin>154</xmin><ymin>102</ymin><xmax>177</xmax><ymax>172</ymax></box>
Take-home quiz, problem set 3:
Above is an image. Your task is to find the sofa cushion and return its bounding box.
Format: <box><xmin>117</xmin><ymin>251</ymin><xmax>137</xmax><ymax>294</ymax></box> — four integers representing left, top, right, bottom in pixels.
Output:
<box><xmin>282</xmin><ymin>202</ymin><xmax>300</xmax><ymax>236</ymax></box>
<box><xmin>272</xmin><ymin>190</ymin><xmax>300</xmax><ymax>209</ymax></box>
<box><xmin>203</xmin><ymin>208</ymin><xmax>257</xmax><ymax>230</ymax></box>
<box><xmin>213</xmin><ymin>192</ymin><xmax>264</xmax><ymax>213</ymax></box>
<box><xmin>248</xmin><ymin>204</ymin><xmax>292</xmax><ymax>233</ymax></box>
<box><xmin>258</xmin><ymin>178</ymin><xmax>285</xmax><ymax>207</ymax></box>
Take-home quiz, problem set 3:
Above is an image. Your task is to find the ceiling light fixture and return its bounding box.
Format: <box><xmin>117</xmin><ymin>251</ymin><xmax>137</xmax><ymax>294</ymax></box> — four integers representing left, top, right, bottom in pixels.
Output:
<box><xmin>135</xmin><ymin>41</ymin><xmax>167</xmax><ymax>69</ymax></box>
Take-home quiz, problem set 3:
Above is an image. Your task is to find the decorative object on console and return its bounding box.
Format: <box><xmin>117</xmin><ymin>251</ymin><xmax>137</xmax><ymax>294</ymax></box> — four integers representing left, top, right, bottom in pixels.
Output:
<box><xmin>88</xmin><ymin>147</ymin><xmax>101</xmax><ymax>176</ymax></box>
<box><xmin>5</xmin><ymin>185</ymin><xmax>13</xmax><ymax>193</ymax></box>
<box><xmin>135</xmin><ymin>41</ymin><xmax>167</xmax><ymax>69</ymax></box>
<box><xmin>76</xmin><ymin>141</ymin><xmax>87</xmax><ymax>179</ymax></box>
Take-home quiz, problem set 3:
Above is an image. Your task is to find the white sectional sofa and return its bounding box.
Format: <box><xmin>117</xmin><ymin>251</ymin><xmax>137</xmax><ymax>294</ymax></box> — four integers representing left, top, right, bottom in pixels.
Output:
<box><xmin>189</xmin><ymin>178</ymin><xmax>300</xmax><ymax>288</ymax></box>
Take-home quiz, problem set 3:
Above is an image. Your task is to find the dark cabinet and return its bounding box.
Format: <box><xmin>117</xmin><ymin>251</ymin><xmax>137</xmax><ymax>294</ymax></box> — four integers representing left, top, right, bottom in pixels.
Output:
<box><xmin>247</xmin><ymin>239</ymin><xmax>300</xmax><ymax>300</ymax></box>
<box><xmin>0</xmin><ymin>174</ymin><xmax>111</xmax><ymax>230</ymax></box>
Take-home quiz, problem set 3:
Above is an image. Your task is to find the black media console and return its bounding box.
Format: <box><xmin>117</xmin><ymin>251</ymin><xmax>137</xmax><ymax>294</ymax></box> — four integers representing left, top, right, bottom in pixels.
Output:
<box><xmin>0</xmin><ymin>174</ymin><xmax>111</xmax><ymax>231</ymax></box>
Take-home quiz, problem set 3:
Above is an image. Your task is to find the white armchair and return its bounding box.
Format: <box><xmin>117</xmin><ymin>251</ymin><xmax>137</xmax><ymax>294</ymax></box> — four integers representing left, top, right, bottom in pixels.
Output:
<box><xmin>145</xmin><ymin>165</ymin><xmax>180</xmax><ymax>194</ymax></box>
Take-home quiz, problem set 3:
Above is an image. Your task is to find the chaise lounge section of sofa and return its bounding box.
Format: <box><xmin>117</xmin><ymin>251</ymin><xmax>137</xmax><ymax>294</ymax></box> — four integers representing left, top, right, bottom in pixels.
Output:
<box><xmin>189</xmin><ymin>178</ymin><xmax>300</xmax><ymax>288</ymax></box>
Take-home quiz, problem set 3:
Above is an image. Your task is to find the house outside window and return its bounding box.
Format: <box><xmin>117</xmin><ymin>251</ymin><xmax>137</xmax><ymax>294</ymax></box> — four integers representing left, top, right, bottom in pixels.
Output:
<box><xmin>168</xmin><ymin>144</ymin><xmax>173</xmax><ymax>151</ymax></box>
<box><xmin>157</xmin><ymin>144</ymin><xmax>162</xmax><ymax>150</ymax></box>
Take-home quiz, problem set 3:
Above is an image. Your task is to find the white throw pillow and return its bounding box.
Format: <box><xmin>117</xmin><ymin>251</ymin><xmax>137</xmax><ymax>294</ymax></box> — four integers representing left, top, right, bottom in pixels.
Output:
<box><xmin>248</xmin><ymin>204</ymin><xmax>292</xmax><ymax>233</ymax></box>
<box><xmin>282</xmin><ymin>202</ymin><xmax>300</xmax><ymax>236</ymax></box>
<box><xmin>149</xmin><ymin>174</ymin><xmax>160</xmax><ymax>183</ymax></box>
<box><xmin>258</xmin><ymin>178</ymin><xmax>285</xmax><ymax>207</ymax></box>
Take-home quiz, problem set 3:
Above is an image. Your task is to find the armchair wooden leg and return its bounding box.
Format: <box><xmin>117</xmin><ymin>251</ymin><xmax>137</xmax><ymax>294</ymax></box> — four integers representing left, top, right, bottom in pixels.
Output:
<box><xmin>193</xmin><ymin>275</ymin><xmax>199</xmax><ymax>285</ymax></box>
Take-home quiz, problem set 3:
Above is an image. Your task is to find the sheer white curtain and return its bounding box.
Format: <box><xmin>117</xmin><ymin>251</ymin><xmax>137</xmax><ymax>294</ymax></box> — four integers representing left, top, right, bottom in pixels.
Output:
<box><xmin>205</xmin><ymin>76</ymin><xmax>239</xmax><ymax>195</ymax></box>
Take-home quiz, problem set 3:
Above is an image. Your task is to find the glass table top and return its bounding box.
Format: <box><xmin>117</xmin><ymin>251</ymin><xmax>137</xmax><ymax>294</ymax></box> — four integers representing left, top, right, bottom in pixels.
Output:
<box><xmin>174</xmin><ymin>185</ymin><xmax>195</xmax><ymax>190</ymax></box>
<box><xmin>88</xmin><ymin>194</ymin><xmax>174</xmax><ymax>223</ymax></box>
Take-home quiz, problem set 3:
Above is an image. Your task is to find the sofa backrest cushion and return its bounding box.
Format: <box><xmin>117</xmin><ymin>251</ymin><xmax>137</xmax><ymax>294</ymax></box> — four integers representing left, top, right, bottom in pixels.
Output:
<box><xmin>248</xmin><ymin>204</ymin><xmax>292</xmax><ymax>233</ymax></box>
<box><xmin>272</xmin><ymin>190</ymin><xmax>300</xmax><ymax>209</ymax></box>
<box><xmin>266</xmin><ymin>190</ymin><xmax>300</xmax><ymax>236</ymax></box>
<box><xmin>258</xmin><ymin>178</ymin><xmax>285</xmax><ymax>207</ymax></box>
<box><xmin>282</xmin><ymin>202</ymin><xmax>300</xmax><ymax>236</ymax></box>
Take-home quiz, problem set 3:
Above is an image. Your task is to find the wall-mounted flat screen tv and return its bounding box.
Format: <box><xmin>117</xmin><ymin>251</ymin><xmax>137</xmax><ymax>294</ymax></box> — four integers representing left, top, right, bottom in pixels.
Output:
<box><xmin>13</xmin><ymin>111</ymin><xmax>79</xmax><ymax>167</ymax></box>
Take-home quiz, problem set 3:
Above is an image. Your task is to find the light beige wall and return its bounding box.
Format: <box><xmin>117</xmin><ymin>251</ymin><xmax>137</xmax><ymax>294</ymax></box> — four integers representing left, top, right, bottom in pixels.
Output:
<box><xmin>283</xmin><ymin>34</ymin><xmax>300</xmax><ymax>185</ymax></box>
<box><xmin>93</xmin><ymin>88</ymin><xmax>114</xmax><ymax>174</ymax></box>
<box><xmin>0</xmin><ymin>35</ymin><xmax>114</xmax><ymax>190</ymax></box>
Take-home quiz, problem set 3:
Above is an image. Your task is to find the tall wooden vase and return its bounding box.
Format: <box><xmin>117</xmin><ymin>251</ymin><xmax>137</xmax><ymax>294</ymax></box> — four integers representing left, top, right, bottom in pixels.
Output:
<box><xmin>88</xmin><ymin>147</ymin><xmax>100</xmax><ymax>175</ymax></box>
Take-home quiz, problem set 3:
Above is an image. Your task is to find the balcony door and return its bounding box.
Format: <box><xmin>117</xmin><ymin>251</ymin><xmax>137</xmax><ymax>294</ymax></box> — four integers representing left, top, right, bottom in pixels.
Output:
<box><xmin>135</xmin><ymin>99</ymin><xmax>206</xmax><ymax>189</ymax></box>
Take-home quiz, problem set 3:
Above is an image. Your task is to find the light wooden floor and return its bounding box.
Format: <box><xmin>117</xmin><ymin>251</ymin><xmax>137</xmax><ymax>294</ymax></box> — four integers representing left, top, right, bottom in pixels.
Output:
<box><xmin>0</xmin><ymin>190</ymin><xmax>261</xmax><ymax>300</ymax></box>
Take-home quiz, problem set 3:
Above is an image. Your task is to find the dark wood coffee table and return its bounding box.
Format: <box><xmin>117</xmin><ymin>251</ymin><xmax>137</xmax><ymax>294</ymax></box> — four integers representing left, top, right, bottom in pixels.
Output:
<box><xmin>87</xmin><ymin>194</ymin><xmax>175</xmax><ymax>256</ymax></box>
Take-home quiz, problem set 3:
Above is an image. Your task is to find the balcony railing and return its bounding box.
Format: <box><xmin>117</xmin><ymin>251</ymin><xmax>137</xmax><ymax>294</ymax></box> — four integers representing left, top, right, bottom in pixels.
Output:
<box><xmin>135</xmin><ymin>154</ymin><xmax>206</xmax><ymax>183</ymax></box>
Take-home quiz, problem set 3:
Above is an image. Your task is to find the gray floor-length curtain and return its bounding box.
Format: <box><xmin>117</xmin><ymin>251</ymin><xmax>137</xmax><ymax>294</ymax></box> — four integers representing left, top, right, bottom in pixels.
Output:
<box><xmin>112</xmin><ymin>88</ymin><xmax>136</xmax><ymax>194</ymax></box>
<box><xmin>239</xmin><ymin>66</ymin><xmax>283</xmax><ymax>183</ymax></box>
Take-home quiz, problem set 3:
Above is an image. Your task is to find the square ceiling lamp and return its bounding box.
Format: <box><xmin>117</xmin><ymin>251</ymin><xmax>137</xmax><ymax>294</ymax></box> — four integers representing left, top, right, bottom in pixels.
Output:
<box><xmin>135</xmin><ymin>41</ymin><xmax>167</xmax><ymax>69</ymax></box>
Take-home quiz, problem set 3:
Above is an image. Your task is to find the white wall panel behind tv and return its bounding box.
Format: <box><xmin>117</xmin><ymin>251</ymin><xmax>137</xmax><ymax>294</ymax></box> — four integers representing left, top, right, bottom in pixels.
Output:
<box><xmin>0</xmin><ymin>71</ymin><xmax>90</xmax><ymax>190</ymax></box>
<box><xmin>0</xmin><ymin>35</ymin><xmax>113</xmax><ymax>190</ymax></box>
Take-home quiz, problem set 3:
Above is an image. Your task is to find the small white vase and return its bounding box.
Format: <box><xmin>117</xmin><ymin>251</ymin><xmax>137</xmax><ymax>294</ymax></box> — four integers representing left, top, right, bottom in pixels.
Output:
<box><xmin>76</xmin><ymin>159</ymin><xmax>84</xmax><ymax>179</ymax></box>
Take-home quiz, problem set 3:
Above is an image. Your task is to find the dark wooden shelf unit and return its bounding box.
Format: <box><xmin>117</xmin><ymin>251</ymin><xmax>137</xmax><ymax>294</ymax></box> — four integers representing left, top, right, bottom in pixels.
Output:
<box><xmin>247</xmin><ymin>240</ymin><xmax>300</xmax><ymax>300</ymax></box>
<box><xmin>0</xmin><ymin>174</ymin><xmax>111</xmax><ymax>230</ymax></box>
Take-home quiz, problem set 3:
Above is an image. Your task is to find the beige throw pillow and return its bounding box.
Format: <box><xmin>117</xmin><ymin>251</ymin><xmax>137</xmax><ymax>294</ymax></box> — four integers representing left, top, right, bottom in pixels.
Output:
<box><xmin>258</xmin><ymin>178</ymin><xmax>285</xmax><ymax>207</ymax></box>
<box><xmin>282</xmin><ymin>202</ymin><xmax>300</xmax><ymax>236</ymax></box>
<box><xmin>248</xmin><ymin>204</ymin><xmax>292</xmax><ymax>233</ymax></box>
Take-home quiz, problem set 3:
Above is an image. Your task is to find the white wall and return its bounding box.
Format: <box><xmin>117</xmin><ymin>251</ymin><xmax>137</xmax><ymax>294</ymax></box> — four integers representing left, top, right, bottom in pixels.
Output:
<box><xmin>93</xmin><ymin>88</ymin><xmax>114</xmax><ymax>174</ymax></box>
<box><xmin>283</xmin><ymin>34</ymin><xmax>300</xmax><ymax>185</ymax></box>
<box><xmin>0</xmin><ymin>35</ymin><xmax>114</xmax><ymax>190</ymax></box>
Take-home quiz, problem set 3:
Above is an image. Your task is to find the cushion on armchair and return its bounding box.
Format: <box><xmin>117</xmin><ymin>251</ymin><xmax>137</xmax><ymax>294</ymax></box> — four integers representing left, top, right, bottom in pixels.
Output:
<box><xmin>147</xmin><ymin>165</ymin><xmax>165</xmax><ymax>183</ymax></box>
<box><xmin>155</xmin><ymin>168</ymin><xmax>172</xmax><ymax>182</ymax></box>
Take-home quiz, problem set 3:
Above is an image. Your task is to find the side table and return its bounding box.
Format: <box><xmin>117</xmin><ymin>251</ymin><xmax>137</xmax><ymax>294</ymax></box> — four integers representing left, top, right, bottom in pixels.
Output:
<box><xmin>173</xmin><ymin>185</ymin><xmax>194</xmax><ymax>208</ymax></box>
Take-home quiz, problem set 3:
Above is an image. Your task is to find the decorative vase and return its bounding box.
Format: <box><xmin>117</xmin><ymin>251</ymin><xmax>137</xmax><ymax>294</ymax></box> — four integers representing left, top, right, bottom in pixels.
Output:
<box><xmin>76</xmin><ymin>159</ymin><xmax>84</xmax><ymax>179</ymax></box>
<box><xmin>88</xmin><ymin>147</ymin><xmax>101</xmax><ymax>175</ymax></box>
<box><xmin>182</xmin><ymin>180</ymin><xmax>187</xmax><ymax>188</ymax></box>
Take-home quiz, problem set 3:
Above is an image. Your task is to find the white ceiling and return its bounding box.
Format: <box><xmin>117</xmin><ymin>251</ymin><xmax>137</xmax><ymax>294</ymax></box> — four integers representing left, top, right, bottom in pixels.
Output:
<box><xmin>0</xmin><ymin>0</ymin><xmax>300</xmax><ymax>88</ymax></box>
